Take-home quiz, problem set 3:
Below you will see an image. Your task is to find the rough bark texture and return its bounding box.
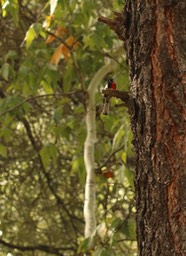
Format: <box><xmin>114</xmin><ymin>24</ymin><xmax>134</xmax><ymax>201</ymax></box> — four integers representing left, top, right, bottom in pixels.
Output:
<box><xmin>122</xmin><ymin>1</ymin><xmax>186</xmax><ymax>255</ymax></box>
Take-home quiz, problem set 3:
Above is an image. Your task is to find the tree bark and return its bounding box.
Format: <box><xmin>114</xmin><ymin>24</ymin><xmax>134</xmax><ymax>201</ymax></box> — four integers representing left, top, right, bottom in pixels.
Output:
<box><xmin>123</xmin><ymin>1</ymin><xmax>186</xmax><ymax>255</ymax></box>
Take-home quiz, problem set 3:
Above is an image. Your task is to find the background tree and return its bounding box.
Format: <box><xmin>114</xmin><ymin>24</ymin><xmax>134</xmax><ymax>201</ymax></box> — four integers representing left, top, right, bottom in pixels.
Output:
<box><xmin>0</xmin><ymin>1</ymin><xmax>136</xmax><ymax>256</ymax></box>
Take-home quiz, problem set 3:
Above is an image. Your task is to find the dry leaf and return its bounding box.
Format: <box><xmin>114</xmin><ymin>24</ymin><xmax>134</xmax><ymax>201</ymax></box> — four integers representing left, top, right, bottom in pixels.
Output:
<box><xmin>61</xmin><ymin>45</ymin><xmax>70</xmax><ymax>60</ymax></box>
<box><xmin>45</xmin><ymin>35</ymin><xmax>55</xmax><ymax>44</ymax></box>
<box><xmin>102</xmin><ymin>169</ymin><xmax>114</xmax><ymax>179</ymax></box>
<box><xmin>50</xmin><ymin>35</ymin><xmax>79</xmax><ymax>64</ymax></box>
<box><xmin>56</xmin><ymin>26</ymin><xmax>67</xmax><ymax>37</ymax></box>
<box><xmin>45</xmin><ymin>25</ymin><xmax>67</xmax><ymax>44</ymax></box>
<box><xmin>50</xmin><ymin>44</ymin><xmax>63</xmax><ymax>65</ymax></box>
<box><xmin>66</xmin><ymin>36</ymin><xmax>78</xmax><ymax>48</ymax></box>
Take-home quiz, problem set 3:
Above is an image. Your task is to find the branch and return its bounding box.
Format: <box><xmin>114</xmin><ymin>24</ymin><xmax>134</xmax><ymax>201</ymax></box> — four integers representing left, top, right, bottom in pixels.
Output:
<box><xmin>0</xmin><ymin>91</ymin><xmax>84</xmax><ymax>117</ymax></box>
<box><xmin>0</xmin><ymin>238</ymin><xmax>74</xmax><ymax>255</ymax></box>
<box><xmin>95</xmin><ymin>145</ymin><xmax>125</xmax><ymax>173</ymax></box>
<box><xmin>20</xmin><ymin>116</ymin><xmax>83</xmax><ymax>229</ymax></box>
<box><xmin>101</xmin><ymin>89</ymin><xmax>131</xmax><ymax>107</ymax></box>
<box><xmin>46</xmin><ymin>30</ymin><xmax>72</xmax><ymax>50</ymax></box>
<box><xmin>98</xmin><ymin>12</ymin><xmax>125</xmax><ymax>41</ymax></box>
<box><xmin>84</xmin><ymin>60</ymin><xmax>118</xmax><ymax>237</ymax></box>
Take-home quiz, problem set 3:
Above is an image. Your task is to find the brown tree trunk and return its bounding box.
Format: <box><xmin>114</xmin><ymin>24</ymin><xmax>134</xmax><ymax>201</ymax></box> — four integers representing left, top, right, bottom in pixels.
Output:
<box><xmin>123</xmin><ymin>1</ymin><xmax>186</xmax><ymax>255</ymax></box>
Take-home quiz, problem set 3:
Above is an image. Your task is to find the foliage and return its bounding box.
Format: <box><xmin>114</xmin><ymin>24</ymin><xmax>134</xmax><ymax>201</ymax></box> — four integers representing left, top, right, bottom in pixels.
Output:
<box><xmin>0</xmin><ymin>0</ymin><xmax>136</xmax><ymax>255</ymax></box>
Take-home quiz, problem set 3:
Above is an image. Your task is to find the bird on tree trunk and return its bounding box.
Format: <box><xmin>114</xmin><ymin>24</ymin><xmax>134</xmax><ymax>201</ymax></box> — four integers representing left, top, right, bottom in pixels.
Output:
<box><xmin>102</xmin><ymin>78</ymin><xmax>116</xmax><ymax>115</ymax></box>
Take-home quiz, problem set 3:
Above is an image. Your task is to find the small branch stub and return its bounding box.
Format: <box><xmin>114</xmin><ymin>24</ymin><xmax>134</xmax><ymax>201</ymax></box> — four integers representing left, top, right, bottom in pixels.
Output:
<box><xmin>98</xmin><ymin>12</ymin><xmax>125</xmax><ymax>41</ymax></box>
<box><xmin>102</xmin><ymin>89</ymin><xmax>130</xmax><ymax>107</ymax></box>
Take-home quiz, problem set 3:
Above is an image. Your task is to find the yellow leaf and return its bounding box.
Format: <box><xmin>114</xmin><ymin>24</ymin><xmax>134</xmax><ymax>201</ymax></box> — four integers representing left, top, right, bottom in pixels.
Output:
<box><xmin>65</xmin><ymin>36</ymin><xmax>79</xmax><ymax>48</ymax></box>
<box><xmin>50</xmin><ymin>35</ymin><xmax>79</xmax><ymax>64</ymax></box>
<box><xmin>50</xmin><ymin>44</ymin><xmax>63</xmax><ymax>65</ymax></box>
<box><xmin>60</xmin><ymin>36</ymin><xmax>79</xmax><ymax>60</ymax></box>
<box><xmin>56</xmin><ymin>25</ymin><xmax>67</xmax><ymax>37</ymax></box>
<box><xmin>43</xmin><ymin>15</ymin><xmax>54</xmax><ymax>29</ymax></box>
<box><xmin>45</xmin><ymin>25</ymin><xmax>67</xmax><ymax>44</ymax></box>
<box><xmin>61</xmin><ymin>45</ymin><xmax>70</xmax><ymax>60</ymax></box>
<box><xmin>45</xmin><ymin>34</ymin><xmax>55</xmax><ymax>44</ymax></box>
<box><xmin>65</xmin><ymin>36</ymin><xmax>75</xmax><ymax>46</ymax></box>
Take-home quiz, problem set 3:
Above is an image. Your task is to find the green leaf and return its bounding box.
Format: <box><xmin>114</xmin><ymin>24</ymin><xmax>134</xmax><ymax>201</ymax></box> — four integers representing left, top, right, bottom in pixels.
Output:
<box><xmin>116</xmin><ymin>164</ymin><xmax>125</xmax><ymax>183</ymax></box>
<box><xmin>53</xmin><ymin>107</ymin><xmax>63</xmax><ymax>123</ymax></box>
<box><xmin>110</xmin><ymin>218</ymin><xmax>123</xmax><ymax>231</ymax></box>
<box><xmin>22</xmin><ymin>102</ymin><xmax>32</xmax><ymax>114</ymax></box>
<box><xmin>121</xmin><ymin>219</ymin><xmax>136</xmax><ymax>240</ymax></box>
<box><xmin>0</xmin><ymin>127</ymin><xmax>11</xmax><ymax>142</ymax></box>
<box><xmin>2</xmin><ymin>0</ymin><xmax>19</xmax><ymax>25</ymax></box>
<box><xmin>0</xmin><ymin>95</ymin><xmax>22</xmax><ymax>115</ymax></box>
<box><xmin>0</xmin><ymin>144</ymin><xmax>7</xmax><ymax>157</ymax></box>
<box><xmin>5</xmin><ymin>50</ymin><xmax>17</xmax><ymax>61</ymax></box>
<box><xmin>124</xmin><ymin>167</ymin><xmax>134</xmax><ymax>188</ymax></box>
<box><xmin>40</xmin><ymin>146</ymin><xmax>50</xmax><ymax>170</ymax></box>
<box><xmin>41</xmin><ymin>81</ymin><xmax>54</xmax><ymax>94</ymax></box>
<box><xmin>121</xmin><ymin>152</ymin><xmax>127</xmax><ymax>163</ymax></box>
<box><xmin>62</xmin><ymin>126</ymin><xmax>71</xmax><ymax>140</ymax></box>
<box><xmin>78</xmin><ymin>236</ymin><xmax>94</xmax><ymax>253</ymax></box>
<box><xmin>127</xmin><ymin>219</ymin><xmax>136</xmax><ymax>240</ymax></box>
<box><xmin>93</xmin><ymin>247</ymin><xmax>112</xmax><ymax>256</ymax></box>
<box><xmin>40</xmin><ymin>144</ymin><xmax>58</xmax><ymax>169</ymax></box>
<box><xmin>63</xmin><ymin>63</ymin><xmax>76</xmax><ymax>92</ymax></box>
<box><xmin>71</xmin><ymin>157</ymin><xmax>80</xmax><ymax>173</ymax></box>
<box><xmin>112</xmin><ymin>125</ymin><xmax>124</xmax><ymax>151</ymax></box>
<box><xmin>48</xmin><ymin>143</ymin><xmax>58</xmax><ymax>165</ymax></box>
<box><xmin>10</xmin><ymin>0</ymin><xmax>19</xmax><ymax>25</ymax></box>
<box><xmin>24</xmin><ymin>24</ymin><xmax>37</xmax><ymax>48</ymax></box>
<box><xmin>0</xmin><ymin>63</ymin><xmax>10</xmax><ymax>81</ymax></box>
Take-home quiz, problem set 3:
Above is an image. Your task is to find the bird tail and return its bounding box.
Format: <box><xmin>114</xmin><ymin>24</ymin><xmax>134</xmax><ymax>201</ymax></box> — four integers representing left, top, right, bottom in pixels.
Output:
<box><xmin>102</xmin><ymin>97</ymin><xmax>109</xmax><ymax>115</ymax></box>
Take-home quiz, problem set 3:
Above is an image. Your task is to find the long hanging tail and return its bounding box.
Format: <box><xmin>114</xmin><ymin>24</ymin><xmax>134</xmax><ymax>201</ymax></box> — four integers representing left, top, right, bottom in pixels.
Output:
<box><xmin>102</xmin><ymin>97</ymin><xmax>109</xmax><ymax>115</ymax></box>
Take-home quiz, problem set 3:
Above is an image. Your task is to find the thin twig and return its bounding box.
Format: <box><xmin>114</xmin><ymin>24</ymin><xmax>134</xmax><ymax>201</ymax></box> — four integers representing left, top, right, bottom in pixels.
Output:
<box><xmin>96</xmin><ymin>145</ymin><xmax>125</xmax><ymax>172</ymax></box>
<box><xmin>0</xmin><ymin>237</ymin><xmax>73</xmax><ymax>255</ymax></box>
<box><xmin>0</xmin><ymin>91</ymin><xmax>82</xmax><ymax>117</ymax></box>
<box><xmin>46</xmin><ymin>30</ymin><xmax>71</xmax><ymax>50</ymax></box>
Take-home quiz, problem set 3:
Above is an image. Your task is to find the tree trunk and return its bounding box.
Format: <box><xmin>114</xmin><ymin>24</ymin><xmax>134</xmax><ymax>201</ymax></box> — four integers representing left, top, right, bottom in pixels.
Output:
<box><xmin>123</xmin><ymin>1</ymin><xmax>186</xmax><ymax>255</ymax></box>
